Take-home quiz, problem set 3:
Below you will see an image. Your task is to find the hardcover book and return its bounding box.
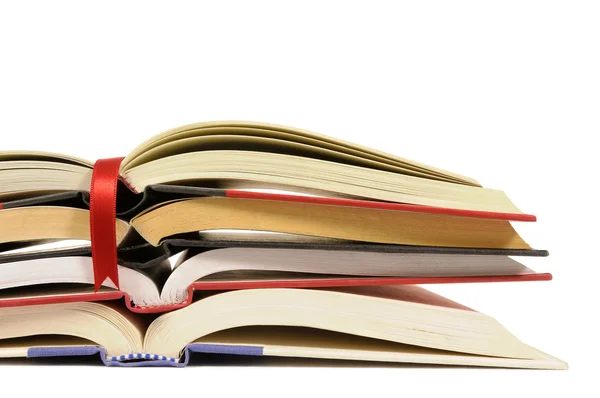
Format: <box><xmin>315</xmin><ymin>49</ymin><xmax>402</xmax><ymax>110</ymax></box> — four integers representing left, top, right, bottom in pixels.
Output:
<box><xmin>0</xmin><ymin>286</ymin><xmax>567</xmax><ymax>369</ymax></box>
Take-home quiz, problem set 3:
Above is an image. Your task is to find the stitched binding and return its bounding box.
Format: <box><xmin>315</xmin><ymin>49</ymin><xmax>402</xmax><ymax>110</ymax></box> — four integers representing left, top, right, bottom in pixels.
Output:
<box><xmin>108</xmin><ymin>353</ymin><xmax>178</xmax><ymax>362</ymax></box>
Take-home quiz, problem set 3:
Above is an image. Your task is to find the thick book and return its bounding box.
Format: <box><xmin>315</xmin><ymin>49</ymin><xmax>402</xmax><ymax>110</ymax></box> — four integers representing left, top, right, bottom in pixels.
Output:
<box><xmin>0</xmin><ymin>246</ymin><xmax>551</xmax><ymax>313</ymax></box>
<box><xmin>0</xmin><ymin>184</ymin><xmax>537</xmax><ymax>253</ymax></box>
<box><xmin>0</xmin><ymin>285</ymin><xmax>567</xmax><ymax>369</ymax></box>
<box><xmin>0</xmin><ymin>188</ymin><xmax>536</xmax><ymax>254</ymax></box>
<box><xmin>0</xmin><ymin>121</ymin><xmax>524</xmax><ymax>214</ymax></box>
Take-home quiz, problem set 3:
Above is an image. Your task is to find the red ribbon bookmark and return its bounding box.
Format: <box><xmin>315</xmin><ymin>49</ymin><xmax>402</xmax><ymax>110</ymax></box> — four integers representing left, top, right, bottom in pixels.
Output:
<box><xmin>90</xmin><ymin>157</ymin><xmax>124</xmax><ymax>292</ymax></box>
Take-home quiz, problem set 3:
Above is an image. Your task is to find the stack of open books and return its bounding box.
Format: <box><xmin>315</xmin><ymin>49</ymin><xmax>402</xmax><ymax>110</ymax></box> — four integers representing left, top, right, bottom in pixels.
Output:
<box><xmin>0</xmin><ymin>121</ymin><xmax>566</xmax><ymax>369</ymax></box>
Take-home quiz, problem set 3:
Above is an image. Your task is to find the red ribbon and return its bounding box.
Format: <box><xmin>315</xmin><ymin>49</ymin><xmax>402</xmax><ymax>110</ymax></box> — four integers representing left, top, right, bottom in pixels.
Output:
<box><xmin>90</xmin><ymin>157</ymin><xmax>124</xmax><ymax>292</ymax></box>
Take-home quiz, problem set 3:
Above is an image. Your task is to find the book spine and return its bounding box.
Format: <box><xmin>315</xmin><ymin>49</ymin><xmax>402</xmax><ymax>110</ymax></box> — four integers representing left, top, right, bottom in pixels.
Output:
<box><xmin>26</xmin><ymin>343</ymin><xmax>264</xmax><ymax>367</ymax></box>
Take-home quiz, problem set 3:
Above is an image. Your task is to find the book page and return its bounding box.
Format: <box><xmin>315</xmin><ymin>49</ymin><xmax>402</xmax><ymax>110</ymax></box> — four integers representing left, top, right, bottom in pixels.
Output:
<box><xmin>323</xmin><ymin>285</ymin><xmax>475</xmax><ymax>311</ymax></box>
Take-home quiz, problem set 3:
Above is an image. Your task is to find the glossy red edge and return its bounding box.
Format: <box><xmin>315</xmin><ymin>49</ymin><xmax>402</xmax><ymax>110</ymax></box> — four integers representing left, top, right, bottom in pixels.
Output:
<box><xmin>189</xmin><ymin>273</ymin><xmax>553</xmax><ymax>290</ymax></box>
<box><xmin>0</xmin><ymin>274</ymin><xmax>551</xmax><ymax>313</ymax></box>
<box><xmin>0</xmin><ymin>291</ymin><xmax>125</xmax><ymax>308</ymax></box>
<box><xmin>224</xmin><ymin>190</ymin><xmax>536</xmax><ymax>222</ymax></box>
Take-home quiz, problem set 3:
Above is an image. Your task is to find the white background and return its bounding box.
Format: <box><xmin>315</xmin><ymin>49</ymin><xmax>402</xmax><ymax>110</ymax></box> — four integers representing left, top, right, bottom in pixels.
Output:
<box><xmin>0</xmin><ymin>1</ymin><xmax>598</xmax><ymax>396</ymax></box>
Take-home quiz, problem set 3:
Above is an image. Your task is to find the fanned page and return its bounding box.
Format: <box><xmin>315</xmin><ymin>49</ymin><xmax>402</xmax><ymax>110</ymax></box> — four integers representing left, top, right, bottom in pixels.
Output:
<box><xmin>0</xmin><ymin>151</ymin><xmax>93</xmax><ymax>200</ymax></box>
<box><xmin>120</xmin><ymin>121</ymin><xmax>480</xmax><ymax>185</ymax></box>
<box><xmin>119</xmin><ymin>122</ymin><xmax>520</xmax><ymax>213</ymax></box>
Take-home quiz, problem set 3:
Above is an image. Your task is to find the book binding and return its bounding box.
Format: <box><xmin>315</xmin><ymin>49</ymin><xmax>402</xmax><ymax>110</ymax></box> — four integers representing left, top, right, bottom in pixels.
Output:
<box><xmin>27</xmin><ymin>344</ymin><xmax>263</xmax><ymax>367</ymax></box>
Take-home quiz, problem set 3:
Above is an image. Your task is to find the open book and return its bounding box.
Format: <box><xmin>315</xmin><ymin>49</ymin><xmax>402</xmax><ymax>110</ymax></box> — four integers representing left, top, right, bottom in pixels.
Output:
<box><xmin>0</xmin><ymin>285</ymin><xmax>566</xmax><ymax>369</ymax></box>
<box><xmin>0</xmin><ymin>192</ymin><xmax>534</xmax><ymax>252</ymax></box>
<box><xmin>0</xmin><ymin>121</ymin><xmax>522</xmax><ymax>213</ymax></box>
<box><xmin>0</xmin><ymin>247</ymin><xmax>551</xmax><ymax>311</ymax></box>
